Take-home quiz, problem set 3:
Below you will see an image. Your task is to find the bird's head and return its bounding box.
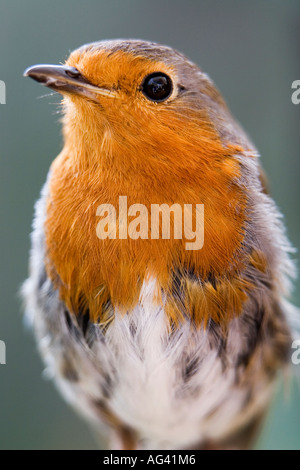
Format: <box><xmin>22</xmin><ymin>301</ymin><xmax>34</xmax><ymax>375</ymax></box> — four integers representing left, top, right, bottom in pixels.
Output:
<box><xmin>24</xmin><ymin>39</ymin><xmax>251</xmax><ymax>177</ymax></box>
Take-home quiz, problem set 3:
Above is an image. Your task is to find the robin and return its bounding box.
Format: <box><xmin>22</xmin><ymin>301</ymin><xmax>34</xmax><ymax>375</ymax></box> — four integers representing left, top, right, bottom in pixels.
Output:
<box><xmin>23</xmin><ymin>39</ymin><xmax>298</xmax><ymax>450</ymax></box>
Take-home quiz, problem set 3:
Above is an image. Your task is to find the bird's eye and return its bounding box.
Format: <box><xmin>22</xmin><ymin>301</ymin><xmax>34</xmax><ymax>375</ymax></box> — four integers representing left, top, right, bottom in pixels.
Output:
<box><xmin>142</xmin><ymin>73</ymin><xmax>173</xmax><ymax>102</ymax></box>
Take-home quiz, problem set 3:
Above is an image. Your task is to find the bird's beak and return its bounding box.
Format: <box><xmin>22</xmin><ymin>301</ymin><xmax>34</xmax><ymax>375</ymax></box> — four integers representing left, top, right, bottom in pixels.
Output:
<box><xmin>23</xmin><ymin>64</ymin><xmax>116</xmax><ymax>99</ymax></box>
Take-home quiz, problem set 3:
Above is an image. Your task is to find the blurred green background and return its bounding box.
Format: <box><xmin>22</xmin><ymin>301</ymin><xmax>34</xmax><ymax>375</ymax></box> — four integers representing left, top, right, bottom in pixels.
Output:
<box><xmin>0</xmin><ymin>0</ymin><xmax>299</xmax><ymax>450</ymax></box>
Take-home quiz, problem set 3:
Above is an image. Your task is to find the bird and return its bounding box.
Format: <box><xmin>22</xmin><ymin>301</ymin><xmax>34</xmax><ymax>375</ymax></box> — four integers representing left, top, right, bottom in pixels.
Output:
<box><xmin>22</xmin><ymin>39</ymin><xmax>298</xmax><ymax>450</ymax></box>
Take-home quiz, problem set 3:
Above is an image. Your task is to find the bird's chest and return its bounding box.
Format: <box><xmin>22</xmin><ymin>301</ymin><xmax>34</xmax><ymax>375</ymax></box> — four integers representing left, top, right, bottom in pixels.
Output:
<box><xmin>44</xmin><ymin>156</ymin><xmax>248</xmax><ymax>328</ymax></box>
